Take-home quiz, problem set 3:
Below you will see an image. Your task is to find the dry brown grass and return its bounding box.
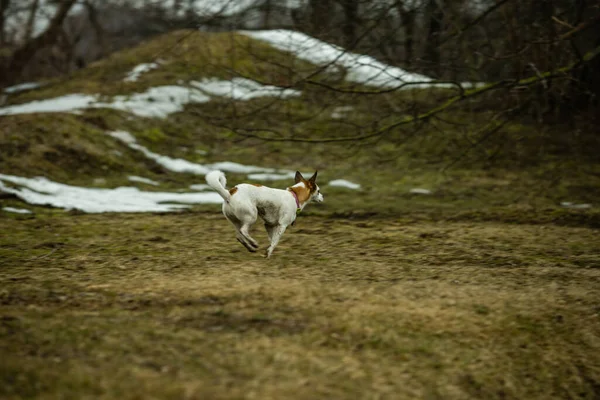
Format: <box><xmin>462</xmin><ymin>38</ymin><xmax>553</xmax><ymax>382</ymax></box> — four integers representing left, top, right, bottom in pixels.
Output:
<box><xmin>1</xmin><ymin>212</ymin><xmax>599</xmax><ymax>399</ymax></box>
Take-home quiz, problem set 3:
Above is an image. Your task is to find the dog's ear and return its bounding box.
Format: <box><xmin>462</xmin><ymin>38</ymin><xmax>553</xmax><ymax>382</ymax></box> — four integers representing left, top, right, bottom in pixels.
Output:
<box><xmin>294</xmin><ymin>171</ymin><xmax>304</xmax><ymax>183</ymax></box>
<box><xmin>308</xmin><ymin>171</ymin><xmax>318</xmax><ymax>183</ymax></box>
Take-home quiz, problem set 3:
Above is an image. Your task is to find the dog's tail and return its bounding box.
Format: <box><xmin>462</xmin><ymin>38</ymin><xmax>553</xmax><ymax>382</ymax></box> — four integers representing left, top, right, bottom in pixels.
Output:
<box><xmin>205</xmin><ymin>170</ymin><xmax>231</xmax><ymax>203</ymax></box>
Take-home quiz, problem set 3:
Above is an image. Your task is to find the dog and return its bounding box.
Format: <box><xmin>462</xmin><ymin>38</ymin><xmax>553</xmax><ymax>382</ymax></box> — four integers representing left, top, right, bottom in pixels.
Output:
<box><xmin>205</xmin><ymin>170</ymin><xmax>323</xmax><ymax>258</ymax></box>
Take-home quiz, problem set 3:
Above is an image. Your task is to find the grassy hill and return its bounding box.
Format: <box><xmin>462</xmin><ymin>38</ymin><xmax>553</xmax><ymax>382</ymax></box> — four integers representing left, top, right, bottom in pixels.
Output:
<box><xmin>1</xmin><ymin>30</ymin><xmax>599</xmax><ymax>399</ymax></box>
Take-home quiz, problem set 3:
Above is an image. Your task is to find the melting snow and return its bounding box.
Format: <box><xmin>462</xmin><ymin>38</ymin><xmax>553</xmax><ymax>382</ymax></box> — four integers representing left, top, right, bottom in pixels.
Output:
<box><xmin>128</xmin><ymin>176</ymin><xmax>160</xmax><ymax>186</ymax></box>
<box><xmin>561</xmin><ymin>202</ymin><xmax>592</xmax><ymax>209</ymax></box>
<box><xmin>109</xmin><ymin>130</ymin><xmax>136</xmax><ymax>144</ymax></box>
<box><xmin>102</xmin><ymin>85</ymin><xmax>210</xmax><ymax>118</ymax></box>
<box><xmin>189</xmin><ymin>184</ymin><xmax>210</xmax><ymax>191</ymax></box>
<box><xmin>247</xmin><ymin>172</ymin><xmax>295</xmax><ymax>181</ymax></box>
<box><xmin>0</xmin><ymin>174</ymin><xmax>222</xmax><ymax>213</ymax></box>
<box><xmin>409</xmin><ymin>188</ymin><xmax>432</xmax><ymax>195</ymax></box>
<box><xmin>0</xmin><ymin>79</ymin><xmax>298</xmax><ymax>118</ymax></box>
<box><xmin>0</xmin><ymin>94</ymin><xmax>96</xmax><ymax>116</ymax></box>
<box><xmin>331</xmin><ymin>106</ymin><xmax>354</xmax><ymax>119</ymax></box>
<box><xmin>3</xmin><ymin>82</ymin><xmax>42</xmax><ymax>94</ymax></box>
<box><xmin>124</xmin><ymin>63</ymin><xmax>159</xmax><ymax>82</ymax></box>
<box><xmin>208</xmin><ymin>161</ymin><xmax>275</xmax><ymax>174</ymax></box>
<box><xmin>108</xmin><ymin>130</ymin><xmax>277</xmax><ymax>175</ymax></box>
<box><xmin>2</xmin><ymin>206</ymin><xmax>33</xmax><ymax>214</ymax></box>
<box><xmin>328</xmin><ymin>179</ymin><xmax>361</xmax><ymax>190</ymax></box>
<box><xmin>241</xmin><ymin>30</ymin><xmax>481</xmax><ymax>90</ymax></box>
<box><xmin>193</xmin><ymin>78</ymin><xmax>300</xmax><ymax>100</ymax></box>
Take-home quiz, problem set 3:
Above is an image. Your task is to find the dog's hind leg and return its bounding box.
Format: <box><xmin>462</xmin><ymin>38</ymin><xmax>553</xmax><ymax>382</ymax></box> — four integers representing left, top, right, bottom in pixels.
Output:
<box><xmin>225</xmin><ymin>214</ymin><xmax>257</xmax><ymax>253</ymax></box>
<box><xmin>239</xmin><ymin>222</ymin><xmax>259</xmax><ymax>250</ymax></box>
<box><xmin>234</xmin><ymin>225</ymin><xmax>257</xmax><ymax>252</ymax></box>
<box><xmin>265</xmin><ymin>224</ymin><xmax>287</xmax><ymax>258</ymax></box>
<box><xmin>236</xmin><ymin>234</ymin><xmax>257</xmax><ymax>252</ymax></box>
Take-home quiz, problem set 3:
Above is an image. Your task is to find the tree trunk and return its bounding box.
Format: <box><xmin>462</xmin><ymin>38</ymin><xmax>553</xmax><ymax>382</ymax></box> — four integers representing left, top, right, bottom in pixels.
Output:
<box><xmin>0</xmin><ymin>0</ymin><xmax>76</xmax><ymax>87</ymax></box>
<box><xmin>84</xmin><ymin>0</ymin><xmax>108</xmax><ymax>59</ymax></box>
<box><xmin>262</xmin><ymin>0</ymin><xmax>272</xmax><ymax>28</ymax></box>
<box><xmin>424</xmin><ymin>0</ymin><xmax>443</xmax><ymax>78</ymax></box>
<box><xmin>397</xmin><ymin>2</ymin><xmax>416</xmax><ymax>66</ymax></box>
<box><xmin>341</xmin><ymin>0</ymin><xmax>358</xmax><ymax>48</ymax></box>
<box><xmin>0</xmin><ymin>0</ymin><xmax>10</xmax><ymax>46</ymax></box>
<box><xmin>309</xmin><ymin>0</ymin><xmax>332</xmax><ymax>37</ymax></box>
<box><xmin>24</xmin><ymin>0</ymin><xmax>40</xmax><ymax>41</ymax></box>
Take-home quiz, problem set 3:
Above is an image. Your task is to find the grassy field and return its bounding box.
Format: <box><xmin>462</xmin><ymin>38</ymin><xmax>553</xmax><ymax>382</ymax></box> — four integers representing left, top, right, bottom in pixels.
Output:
<box><xmin>1</xmin><ymin>210</ymin><xmax>599</xmax><ymax>399</ymax></box>
<box><xmin>2</xmin><ymin>28</ymin><xmax>600</xmax><ymax>399</ymax></box>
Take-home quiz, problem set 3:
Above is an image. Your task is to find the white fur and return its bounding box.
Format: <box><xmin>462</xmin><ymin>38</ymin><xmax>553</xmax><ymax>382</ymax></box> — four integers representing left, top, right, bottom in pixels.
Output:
<box><xmin>205</xmin><ymin>170</ymin><xmax>323</xmax><ymax>258</ymax></box>
<box><xmin>205</xmin><ymin>170</ymin><xmax>230</xmax><ymax>202</ymax></box>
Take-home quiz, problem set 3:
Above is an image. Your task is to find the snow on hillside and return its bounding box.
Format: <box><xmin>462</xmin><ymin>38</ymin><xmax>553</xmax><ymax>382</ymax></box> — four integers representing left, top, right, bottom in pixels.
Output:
<box><xmin>241</xmin><ymin>30</ymin><xmax>482</xmax><ymax>90</ymax></box>
<box><xmin>193</xmin><ymin>78</ymin><xmax>300</xmax><ymax>100</ymax></box>
<box><xmin>0</xmin><ymin>174</ymin><xmax>222</xmax><ymax>213</ymax></box>
<box><xmin>3</xmin><ymin>82</ymin><xmax>43</xmax><ymax>94</ymax></box>
<box><xmin>0</xmin><ymin>78</ymin><xmax>299</xmax><ymax>118</ymax></box>
<box><xmin>108</xmin><ymin>130</ymin><xmax>283</xmax><ymax>175</ymax></box>
<box><xmin>124</xmin><ymin>63</ymin><xmax>159</xmax><ymax>82</ymax></box>
<box><xmin>2</xmin><ymin>206</ymin><xmax>33</xmax><ymax>214</ymax></box>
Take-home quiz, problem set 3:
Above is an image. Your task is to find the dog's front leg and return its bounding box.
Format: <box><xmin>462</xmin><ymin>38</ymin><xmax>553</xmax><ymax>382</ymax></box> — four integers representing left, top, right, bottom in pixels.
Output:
<box><xmin>265</xmin><ymin>224</ymin><xmax>287</xmax><ymax>258</ymax></box>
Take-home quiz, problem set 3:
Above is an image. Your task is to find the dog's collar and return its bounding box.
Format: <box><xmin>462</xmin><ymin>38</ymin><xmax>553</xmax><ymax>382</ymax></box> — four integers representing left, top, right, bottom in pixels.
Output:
<box><xmin>288</xmin><ymin>188</ymin><xmax>301</xmax><ymax>213</ymax></box>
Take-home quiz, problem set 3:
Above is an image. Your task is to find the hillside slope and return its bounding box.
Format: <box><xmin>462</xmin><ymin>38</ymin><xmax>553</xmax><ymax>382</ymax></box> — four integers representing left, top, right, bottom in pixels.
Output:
<box><xmin>1</xmin><ymin>29</ymin><xmax>599</xmax><ymax>219</ymax></box>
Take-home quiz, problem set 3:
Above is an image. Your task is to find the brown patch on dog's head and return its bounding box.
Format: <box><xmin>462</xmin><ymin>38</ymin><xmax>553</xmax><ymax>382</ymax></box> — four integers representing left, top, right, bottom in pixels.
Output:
<box><xmin>290</xmin><ymin>185</ymin><xmax>310</xmax><ymax>203</ymax></box>
<box><xmin>291</xmin><ymin>171</ymin><xmax>320</xmax><ymax>204</ymax></box>
<box><xmin>229</xmin><ymin>187</ymin><xmax>238</xmax><ymax>196</ymax></box>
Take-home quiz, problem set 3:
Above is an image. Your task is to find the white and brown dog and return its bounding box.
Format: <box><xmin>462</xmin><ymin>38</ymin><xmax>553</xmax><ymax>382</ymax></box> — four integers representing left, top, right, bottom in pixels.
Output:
<box><xmin>205</xmin><ymin>170</ymin><xmax>323</xmax><ymax>258</ymax></box>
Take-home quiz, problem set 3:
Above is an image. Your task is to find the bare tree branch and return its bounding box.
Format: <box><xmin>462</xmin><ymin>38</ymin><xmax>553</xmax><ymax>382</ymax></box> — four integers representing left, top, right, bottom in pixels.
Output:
<box><xmin>225</xmin><ymin>44</ymin><xmax>600</xmax><ymax>143</ymax></box>
<box><xmin>0</xmin><ymin>0</ymin><xmax>77</xmax><ymax>87</ymax></box>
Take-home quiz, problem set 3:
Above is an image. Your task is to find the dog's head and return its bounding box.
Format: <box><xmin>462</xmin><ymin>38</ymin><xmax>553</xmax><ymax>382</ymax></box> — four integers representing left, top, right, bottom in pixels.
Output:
<box><xmin>295</xmin><ymin>171</ymin><xmax>323</xmax><ymax>203</ymax></box>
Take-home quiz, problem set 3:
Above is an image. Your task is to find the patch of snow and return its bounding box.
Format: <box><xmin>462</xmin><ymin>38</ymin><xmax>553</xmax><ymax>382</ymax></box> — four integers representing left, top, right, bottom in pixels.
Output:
<box><xmin>328</xmin><ymin>179</ymin><xmax>361</xmax><ymax>190</ymax></box>
<box><xmin>192</xmin><ymin>77</ymin><xmax>300</xmax><ymax>100</ymax></box>
<box><xmin>3</xmin><ymin>82</ymin><xmax>42</xmax><ymax>94</ymax></box>
<box><xmin>241</xmin><ymin>30</ymin><xmax>482</xmax><ymax>89</ymax></box>
<box><xmin>100</xmin><ymin>85</ymin><xmax>211</xmax><ymax>118</ymax></box>
<box><xmin>2</xmin><ymin>206</ymin><xmax>33</xmax><ymax>214</ymax></box>
<box><xmin>209</xmin><ymin>161</ymin><xmax>275</xmax><ymax>174</ymax></box>
<box><xmin>561</xmin><ymin>202</ymin><xmax>592</xmax><ymax>209</ymax></box>
<box><xmin>247</xmin><ymin>172</ymin><xmax>296</xmax><ymax>181</ymax></box>
<box><xmin>125</xmin><ymin>141</ymin><xmax>212</xmax><ymax>175</ymax></box>
<box><xmin>108</xmin><ymin>131</ymin><xmax>276</xmax><ymax>175</ymax></box>
<box><xmin>0</xmin><ymin>174</ymin><xmax>222</xmax><ymax>213</ymax></box>
<box><xmin>331</xmin><ymin>105</ymin><xmax>354</xmax><ymax>119</ymax></box>
<box><xmin>189</xmin><ymin>183</ymin><xmax>210</xmax><ymax>191</ymax></box>
<box><xmin>409</xmin><ymin>188</ymin><xmax>432</xmax><ymax>195</ymax></box>
<box><xmin>108</xmin><ymin>130</ymin><xmax>137</xmax><ymax>144</ymax></box>
<box><xmin>0</xmin><ymin>79</ymin><xmax>299</xmax><ymax>118</ymax></box>
<box><xmin>128</xmin><ymin>176</ymin><xmax>160</xmax><ymax>186</ymax></box>
<box><xmin>124</xmin><ymin>63</ymin><xmax>159</xmax><ymax>82</ymax></box>
<box><xmin>0</xmin><ymin>94</ymin><xmax>96</xmax><ymax>116</ymax></box>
